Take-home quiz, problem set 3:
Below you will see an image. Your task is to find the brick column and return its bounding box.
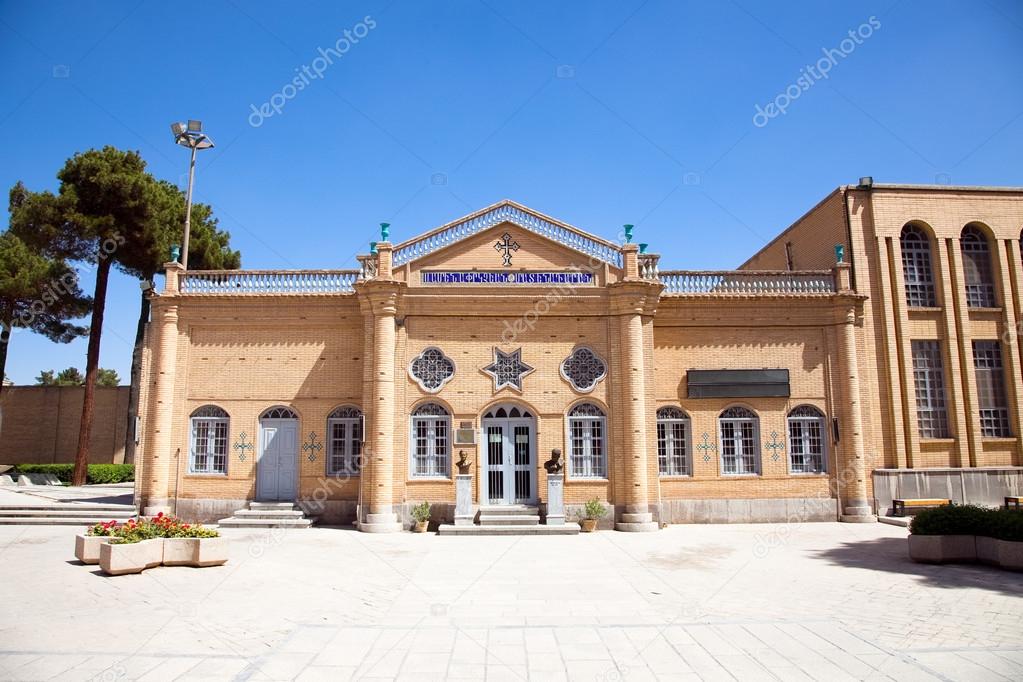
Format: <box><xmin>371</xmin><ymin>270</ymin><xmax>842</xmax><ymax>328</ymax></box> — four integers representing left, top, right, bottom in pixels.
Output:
<box><xmin>610</xmin><ymin>274</ymin><xmax>659</xmax><ymax>532</ymax></box>
<box><xmin>838</xmin><ymin>304</ymin><xmax>876</xmax><ymax>522</ymax></box>
<box><xmin>357</xmin><ymin>245</ymin><xmax>403</xmax><ymax>532</ymax></box>
<box><xmin>142</xmin><ymin>288</ymin><xmax>180</xmax><ymax>515</ymax></box>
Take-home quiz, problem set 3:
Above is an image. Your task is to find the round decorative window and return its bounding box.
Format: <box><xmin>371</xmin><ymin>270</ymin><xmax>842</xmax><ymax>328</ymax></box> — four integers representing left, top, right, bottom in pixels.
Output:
<box><xmin>409</xmin><ymin>347</ymin><xmax>455</xmax><ymax>393</ymax></box>
<box><xmin>560</xmin><ymin>347</ymin><xmax>607</xmax><ymax>393</ymax></box>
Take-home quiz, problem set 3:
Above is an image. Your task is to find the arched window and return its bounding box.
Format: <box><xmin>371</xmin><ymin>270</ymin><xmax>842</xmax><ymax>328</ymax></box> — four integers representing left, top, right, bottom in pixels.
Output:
<box><xmin>787</xmin><ymin>405</ymin><xmax>826</xmax><ymax>473</ymax></box>
<box><xmin>410</xmin><ymin>403</ymin><xmax>450</xmax><ymax>478</ymax></box>
<box><xmin>327</xmin><ymin>406</ymin><xmax>362</xmax><ymax>476</ymax></box>
<box><xmin>718</xmin><ymin>406</ymin><xmax>760</xmax><ymax>475</ymax></box>
<box><xmin>961</xmin><ymin>225</ymin><xmax>996</xmax><ymax>307</ymax></box>
<box><xmin>567</xmin><ymin>403</ymin><xmax>607</xmax><ymax>478</ymax></box>
<box><xmin>900</xmin><ymin>225</ymin><xmax>936</xmax><ymax>307</ymax></box>
<box><xmin>657</xmin><ymin>407</ymin><xmax>690</xmax><ymax>476</ymax></box>
<box><xmin>261</xmin><ymin>406</ymin><xmax>298</xmax><ymax>420</ymax></box>
<box><xmin>189</xmin><ymin>405</ymin><xmax>228</xmax><ymax>474</ymax></box>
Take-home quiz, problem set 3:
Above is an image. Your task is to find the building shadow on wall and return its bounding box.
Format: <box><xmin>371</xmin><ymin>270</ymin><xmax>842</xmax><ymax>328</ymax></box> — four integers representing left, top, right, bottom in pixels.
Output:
<box><xmin>812</xmin><ymin>536</ymin><xmax>1023</xmax><ymax>597</ymax></box>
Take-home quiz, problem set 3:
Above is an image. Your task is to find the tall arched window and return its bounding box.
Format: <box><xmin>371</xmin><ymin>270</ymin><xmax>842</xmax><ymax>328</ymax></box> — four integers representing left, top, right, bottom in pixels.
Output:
<box><xmin>657</xmin><ymin>406</ymin><xmax>690</xmax><ymax>476</ymax></box>
<box><xmin>327</xmin><ymin>406</ymin><xmax>362</xmax><ymax>476</ymax></box>
<box><xmin>901</xmin><ymin>225</ymin><xmax>936</xmax><ymax>307</ymax></box>
<box><xmin>961</xmin><ymin>225</ymin><xmax>996</xmax><ymax>308</ymax></box>
<box><xmin>410</xmin><ymin>403</ymin><xmax>450</xmax><ymax>478</ymax></box>
<box><xmin>189</xmin><ymin>405</ymin><xmax>229</xmax><ymax>474</ymax></box>
<box><xmin>567</xmin><ymin>403</ymin><xmax>606</xmax><ymax>478</ymax></box>
<box><xmin>787</xmin><ymin>405</ymin><xmax>826</xmax><ymax>473</ymax></box>
<box><xmin>718</xmin><ymin>406</ymin><xmax>760</xmax><ymax>475</ymax></box>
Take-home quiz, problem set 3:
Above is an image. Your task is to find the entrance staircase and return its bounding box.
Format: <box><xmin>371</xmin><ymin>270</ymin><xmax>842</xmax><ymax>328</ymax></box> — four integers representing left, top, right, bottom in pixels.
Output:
<box><xmin>438</xmin><ymin>505</ymin><xmax>579</xmax><ymax>535</ymax></box>
<box><xmin>217</xmin><ymin>502</ymin><xmax>316</xmax><ymax>529</ymax></box>
<box><xmin>0</xmin><ymin>503</ymin><xmax>137</xmax><ymax>526</ymax></box>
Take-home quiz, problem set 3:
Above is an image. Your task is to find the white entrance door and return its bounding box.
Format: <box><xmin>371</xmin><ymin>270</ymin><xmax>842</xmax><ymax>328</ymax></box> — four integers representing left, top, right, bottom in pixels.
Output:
<box><xmin>257</xmin><ymin>417</ymin><xmax>298</xmax><ymax>501</ymax></box>
<box><xmin>481</xmin><ymin>406</ymin><xmax>536</xmax><ymax>505</ymax></box>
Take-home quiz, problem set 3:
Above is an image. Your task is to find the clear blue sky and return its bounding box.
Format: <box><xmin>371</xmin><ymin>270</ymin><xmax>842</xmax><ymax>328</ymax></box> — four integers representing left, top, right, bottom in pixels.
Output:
<box><xmin>2</xmin><ymin>0</ymin><xmax>1022</xmax><ymax>385</ymax></box>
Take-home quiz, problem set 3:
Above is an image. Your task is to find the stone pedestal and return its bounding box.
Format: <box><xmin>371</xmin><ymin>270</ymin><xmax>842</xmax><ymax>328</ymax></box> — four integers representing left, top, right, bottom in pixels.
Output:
<box><xmin>546</xmin><ymin>474</ymin><xmax>565</xmax><ymax>526</ymax></box>
<box><xmin>454</xmin><ymin>474</ymin><xmax>474</xmax><ymax>526</ymax></box>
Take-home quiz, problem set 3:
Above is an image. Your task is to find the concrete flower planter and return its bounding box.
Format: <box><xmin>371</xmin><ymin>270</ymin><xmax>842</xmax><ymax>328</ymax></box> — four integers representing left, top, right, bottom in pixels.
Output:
<box><xmin>163</xmin><ymin>537</ymin><xmax>229</xmax><ymax>567</ymax></box>
<box><xmin>99</xmin><ymin>538</ymin><xmax>164</xmax><ymax>575</ymax></box>
<box><xmin>908</xmin><ymin>534</ymin><xmax>1023</xmax><ymax>571</ymax></box>
<box><xmin>998</xmin><ymin>539</ymin><xmax>1023</xmax><ymax>571</ymax></box>
<box><xmin>976</xmin><ymin>536</ymin><xmax>1000</xmax><ymax>565</ymax></box>
<box><xmin>908</xmin><ymin>535</ymin><xmax>976</xmax><ymax>563</ymax></box>
<box><xmin>74</xmin><ymin>535</ymin><xmax>112</xmax><ymax>565</ymax></box>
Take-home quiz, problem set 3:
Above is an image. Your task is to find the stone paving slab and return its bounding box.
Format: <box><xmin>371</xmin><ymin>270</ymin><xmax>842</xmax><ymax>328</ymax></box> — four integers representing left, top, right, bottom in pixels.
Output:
<box><xmin>0</xmin><ymin>522</ymin><xmax>1019</xmax><ymax>680</ymax></box>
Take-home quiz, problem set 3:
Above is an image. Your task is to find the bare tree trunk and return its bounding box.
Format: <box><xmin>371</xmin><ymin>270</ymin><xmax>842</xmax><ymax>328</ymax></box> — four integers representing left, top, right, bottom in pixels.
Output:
<box><xmin>0</xmin><ymin>312</ymin><xmax>10</xmax><ymax>397</ymax></box>
<box><xmin>72</xmin><ymin>258</ymin><xmax>112</xmax><ymax>486</ymax></box>
<box><xmin>123</xmin><ymin>285</ymin><xmax>151</xmax><ymax>465</ymax></box>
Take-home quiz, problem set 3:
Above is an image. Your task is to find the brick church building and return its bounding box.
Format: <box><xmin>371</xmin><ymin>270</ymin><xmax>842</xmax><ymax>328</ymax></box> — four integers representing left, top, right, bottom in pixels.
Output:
<box><xmin>135</xmin><ymin>182</ymin><xmax>1023</xmax><ymax>531</ymax></box>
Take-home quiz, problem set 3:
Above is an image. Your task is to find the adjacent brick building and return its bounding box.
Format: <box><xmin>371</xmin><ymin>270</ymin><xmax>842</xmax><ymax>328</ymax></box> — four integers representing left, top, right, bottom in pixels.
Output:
<box><xmin>136</xmin><ymin>188</ymin><xmax>1023</xmax><ymax>529</ymax></box>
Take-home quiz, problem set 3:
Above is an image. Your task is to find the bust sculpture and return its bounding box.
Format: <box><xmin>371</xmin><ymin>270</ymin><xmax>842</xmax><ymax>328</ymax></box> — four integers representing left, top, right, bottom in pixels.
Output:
<box><xmin>543</xmin><ymin>448</ymin><xmax>564</xmax><ymax>475</ymax></box>
<box><xmin>456</xmin><ymin>450</ymin><xmax>472</xmax><ymax>474</ymax></box>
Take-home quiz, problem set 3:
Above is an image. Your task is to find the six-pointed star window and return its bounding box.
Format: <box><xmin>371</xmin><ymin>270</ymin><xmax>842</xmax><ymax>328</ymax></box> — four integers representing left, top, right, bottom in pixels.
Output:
<box><xmin>482</xmin><ymin>347</ymin><xmax>534</xmax><ymax>392</ymax></box>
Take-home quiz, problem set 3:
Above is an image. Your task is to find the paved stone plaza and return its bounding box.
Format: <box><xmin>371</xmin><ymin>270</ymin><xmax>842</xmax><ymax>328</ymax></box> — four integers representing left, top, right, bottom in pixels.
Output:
<box><xmin>0</xmin><ymin>521</ymin><xmax>1020</xmax><ymax>681</ymax></box>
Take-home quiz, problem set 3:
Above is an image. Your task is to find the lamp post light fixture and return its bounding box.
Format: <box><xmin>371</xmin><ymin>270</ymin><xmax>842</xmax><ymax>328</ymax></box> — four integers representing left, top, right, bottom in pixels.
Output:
<box><xmin>169</xmin><ymin>120</ymin><xmax>215</xmax><ymax>269</ymax></box>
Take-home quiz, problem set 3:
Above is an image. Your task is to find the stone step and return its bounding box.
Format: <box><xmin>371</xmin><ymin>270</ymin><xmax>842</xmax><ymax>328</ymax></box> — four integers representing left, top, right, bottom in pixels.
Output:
<box><xmin>0</xmin><ymin>504</ymin><xmax>136</xmax><ymax>512</ymax></box>
<box><xmin>438</xmin><ymin>523</ymin><xmax>579</xmax><ymax>536</ymax></box>
<box><xmin>248</xmin><ymin>502</ymin><xmax>296</xmax><ymax>510</ymax></box>
<box><xmin>0</xmin><ymin>509</ymin><xmax>136</xmax><ymax>518</ymax></box>
<box><xmin>0</xmin><ymin>517</ymin><xmax>134</xmax><ymax>526</ymax></box>
<box><xmin>478</xmin><ymin>514</ymin><xmax>539</xmax><ymax>526</ymax></box>
<box><xmin>478</xmin><ymin>505</ymin><xmax>539</xmax><ymax>517</ymax></box>
<box><xmin>233</xmin><ymin>509</ymin><xmax>306</xmax><ymax>519</ymax></box>
<box><xmin>216</xmin><ymin>517</ymin><xmax>316</xmax><ymax>529</ymax></box>
<box><xmin>878</xmin><ymin>516</ymin><xmax>911</xmax><ymax>528</ymax></box>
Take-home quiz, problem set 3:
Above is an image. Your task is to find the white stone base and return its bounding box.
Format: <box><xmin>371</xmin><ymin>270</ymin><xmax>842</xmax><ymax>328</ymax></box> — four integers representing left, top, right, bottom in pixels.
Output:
<box><xmin>840</xmin><ymin>514</ymin><xmax>878</xmax><ymax>523</ymax></box>
<box><xmin>358</xmin><ymin>512</ymin><xmax>402</xmax><ymax>533</ymax></box>
<box><xmin>616</xmin><ymin>512</ymin><xmax>659</xmax><ymax>532</ymax></box>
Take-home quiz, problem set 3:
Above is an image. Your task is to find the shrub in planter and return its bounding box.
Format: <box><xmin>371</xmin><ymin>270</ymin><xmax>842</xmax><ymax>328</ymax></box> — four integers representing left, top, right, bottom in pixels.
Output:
<box><xmin>411</xmin><ymin>501</ymin><xmax>431</xmax><ymax>532</ymax></box>
<box><xmin>81</xmin><ymin>513</ymin><xmax>225</xmax><ymax>573</ymax></box>
<box><xmin>578</xmin><ymin>498</ymin><xmax>608</xmax><ymax>532</ymax></box>
<box><xmin>909</xmin><ymin>504</ymin><xmax>993</xmax><ymax>536</ymax></box>
<box><xmin>909</xmin><ymin>505</ymin><xmax>1023</xmax><ymax>569</ymax></box>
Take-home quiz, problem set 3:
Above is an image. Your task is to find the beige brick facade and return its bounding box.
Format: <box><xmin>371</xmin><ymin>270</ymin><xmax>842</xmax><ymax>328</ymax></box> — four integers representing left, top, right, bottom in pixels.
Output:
<box><xmin>136</xmin><ymin>193</ymin><xmax>1023</xmax><ymax>528</ymax></box>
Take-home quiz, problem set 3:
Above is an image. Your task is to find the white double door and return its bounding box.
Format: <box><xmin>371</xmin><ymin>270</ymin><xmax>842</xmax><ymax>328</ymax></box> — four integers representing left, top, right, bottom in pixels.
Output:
<box><xmin>257</xmin><ymin>419</ymin><xmax>298</xmax><ymax>501</ymax></box>
<box><xmin>482</xmin><ymin>417</ymin><xmax>536</xmax><ymax>505</ymax></box>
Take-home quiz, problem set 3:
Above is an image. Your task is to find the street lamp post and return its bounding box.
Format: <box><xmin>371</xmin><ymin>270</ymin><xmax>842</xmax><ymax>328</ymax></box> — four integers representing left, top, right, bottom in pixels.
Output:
<box><xmin>169</xmin><ymin>120</ymin><xmax>215</xmax><ymax>270</ymax></box>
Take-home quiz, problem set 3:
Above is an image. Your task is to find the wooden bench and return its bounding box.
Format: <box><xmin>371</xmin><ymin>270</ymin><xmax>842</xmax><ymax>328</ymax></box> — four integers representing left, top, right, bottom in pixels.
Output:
<box><xmin>1006</xmin><ymin>496</ymin><xmax>1022</xmax><ymax>510</ymax></box>
<box><xmin>892</xmin><ymin>498</ymin><xmax>950</xmax><ymax>517</ymax></box>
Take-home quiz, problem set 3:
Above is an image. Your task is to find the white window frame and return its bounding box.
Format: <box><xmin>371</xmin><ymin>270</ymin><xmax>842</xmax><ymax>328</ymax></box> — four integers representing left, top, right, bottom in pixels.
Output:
<box><xmin>900</xmin><ymin>225</ymin><xmax>937</xmax><ymax>308</ymax></box>
<box><xmin>189</xmin><ymin>406</ymin><xmax>229</xmax><ymax>475</ymax></box>
<box><xmin>718</xmin><ymin>406</ymin><xmax>760</xmax><ymax>476</ymax></box>
<box><xmin>973</xmin><ymin>340</ymin><xmax>1012</xmax><ymax>438</ymax></box>
<box><xmin>566</xmin><ymin>403</ymin><xmax>607</xmax><ymax>479</ymax></box>
<box><xmin>910</xmin><ymin>340</ymin><xmax>950</xmax><ymax>439</ymax></box>
<box><xmin>787</xmin><ymin>406</ymin><xmax>827</xmax><ymax>474</ymax></box>
<box><xmin>327</xmin><ymin>406</ymin><xmax>362</xmax><ymax>476</ymax></box>
<box><xmin>657</xmin><ymin>407</ymin><xmax>690</xmax><ymax>477</ymax></box>
<box><xmin>409</xmin><ymin>404</ymin><xmax>451</xmax><ymax>479</ymax></box>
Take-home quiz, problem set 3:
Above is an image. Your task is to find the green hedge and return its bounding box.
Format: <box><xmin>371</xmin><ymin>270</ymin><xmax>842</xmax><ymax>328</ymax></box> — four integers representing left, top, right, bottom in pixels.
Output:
<box><xmin>910</xmin><ymin>504</ymin><xmax>1023</xmax><ymax>542</ymax></box>
<box><xmin>11</xmin><ymin>464</ymin><xmax>134</xmax><ymax>485</ymax></box>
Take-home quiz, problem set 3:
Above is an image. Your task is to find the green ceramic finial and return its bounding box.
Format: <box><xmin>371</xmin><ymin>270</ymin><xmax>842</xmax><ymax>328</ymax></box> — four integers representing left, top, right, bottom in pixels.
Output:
<box><xmin>380</xmin><ymin>222</ymin><xmax>390</xmax><ymax>242</ymax></box>
<box><xmin>639</xmin><ymin>243</ymin><xmax>649</xmax><ymax>254</ymax></box>
<box><xmin>370</xmin><ymin>241</ymin><xmax>378</xmax><ymax>255</ymax></box>
<box><xmin>170</xmin><ymin>244</ymin><xmax>181</xmax><ymax>262</ymax></box>
<box><xmin>835</xmin><ymin>244</ymin><xmax>845</xmax><ymax>263</ymax></box>
<box><xmin>623</xmin><ymin>224</ymin><xmax>634</xmax><ymax>243</ymax></box>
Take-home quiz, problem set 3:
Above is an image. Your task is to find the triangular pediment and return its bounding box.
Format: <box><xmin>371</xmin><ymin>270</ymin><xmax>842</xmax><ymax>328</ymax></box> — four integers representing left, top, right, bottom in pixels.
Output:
<box><xmin>391</xmin><ymin>200</ymin><xmax>624</xmax><ymax>270</ymax></box>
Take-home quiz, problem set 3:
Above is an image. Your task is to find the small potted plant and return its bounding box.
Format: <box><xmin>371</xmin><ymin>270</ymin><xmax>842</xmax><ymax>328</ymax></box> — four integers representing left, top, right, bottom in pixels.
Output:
<box><xmin>411</xmin><ymin>501</ymin><xmax>431</xmax><ymax>532</ymax></box>
<box><xmin>579</xmin><ymin>498</ymin><xmax>608</xmax><ymax>532</ymax></box>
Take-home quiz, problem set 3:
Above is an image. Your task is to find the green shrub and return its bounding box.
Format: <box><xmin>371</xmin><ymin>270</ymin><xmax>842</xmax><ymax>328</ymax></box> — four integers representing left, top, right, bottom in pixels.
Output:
<box><xmin>12</xmin><ymin>463</ymin><xmax>134</xmax><ymax>484</ymax></box>
<box><xmin>411</xmin><ymin>501</ymin><xmax>431</xmax><ymax>523</ymax></box>
<box><xmin>910</xmin><ymin>504</ymin><xmax>1023</xmax><ymax>541</ymax></box>
<box><xmin>583</xmin><ymin>498</ymin><xmax>608</xmax><ymax>520</ymax></box>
